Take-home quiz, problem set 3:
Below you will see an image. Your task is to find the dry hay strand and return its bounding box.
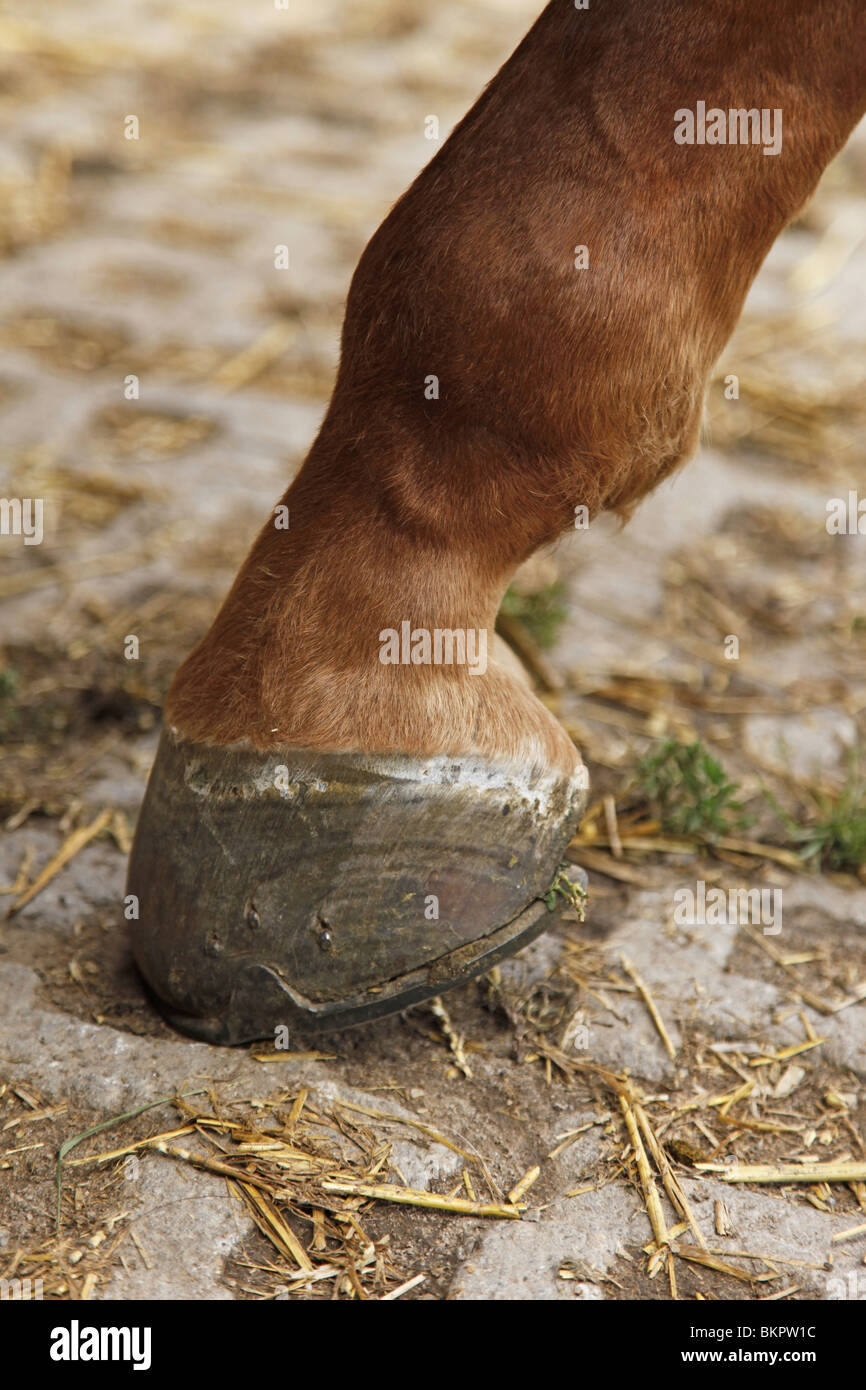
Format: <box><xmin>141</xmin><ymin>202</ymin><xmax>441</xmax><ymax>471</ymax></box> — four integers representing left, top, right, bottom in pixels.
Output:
<box><xmin>619</xmin><ymin>953</ymin><xmax>677</xmax><ymax>1060</ymax></box>
<box><xmin>0</xmin><ymin>1217</ymin><xmax>130</xmax><ymax>1301</ymax></box>
<box><xmin>6</xmin><ymin>807</ymin><xmax>111</xmax><ymax>917</ymax></box>
<box><xmin>738</xmin><ymin>921</ymin><xmax>866</xmax><ymax>1016</ymax></box>
<box><xmin>66</xmin><ymin>1088</ymin><xmax>531</xmax><ymax>1300</ymax></box>
<box><xmin>493</xmin><ymin>964</ymin><xmax>866</xmax><ymax>1292</ymax></box>
<box><xmin>0</xmin><ymin>1081</ymin><xmax>135</xmax><ymax>1301</ymax></box>
<box><xmin>698</xmin><ymin>1160</ymin><xmax>866</xmax><ymax>1185</ymax></box>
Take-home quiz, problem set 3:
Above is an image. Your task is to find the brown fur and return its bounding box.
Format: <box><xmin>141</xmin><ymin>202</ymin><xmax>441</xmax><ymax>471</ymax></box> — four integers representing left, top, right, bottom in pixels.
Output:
<box><xmin>167</xmin><ymin>0</ymin><xmax>866</xmax><ymax>775</ymax></box>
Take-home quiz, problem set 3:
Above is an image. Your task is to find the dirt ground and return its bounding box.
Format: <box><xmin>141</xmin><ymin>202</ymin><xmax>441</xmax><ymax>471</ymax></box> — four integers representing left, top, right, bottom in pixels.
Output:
<box><xmin>1</xmin><ymin>0</ymin><xmax>865</xmax><ymax>1301</ymax></box>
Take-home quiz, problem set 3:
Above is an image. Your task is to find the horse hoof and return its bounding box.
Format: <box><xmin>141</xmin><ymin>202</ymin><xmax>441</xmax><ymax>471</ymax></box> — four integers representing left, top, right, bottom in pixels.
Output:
<box><xmin>126</xmin><ymin>729</ymin><xmax>589</xmax><ymax>1045</ymax></box>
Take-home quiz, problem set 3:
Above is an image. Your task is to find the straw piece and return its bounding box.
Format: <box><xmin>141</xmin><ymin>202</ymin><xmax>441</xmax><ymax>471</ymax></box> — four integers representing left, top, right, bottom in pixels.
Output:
<box><xmin>428</xmin><ymin>996</ymin><xmax>472</xmax><ymax>1078</ymax></box>
<box><xmin>547</xmin><ymin>1120</ymin><xmax>598</xmax><ymax>1160</ymax></box>
<box><xmin>749</xmin><ymin>1039</ymin><xmax>826</xmax><ymax>1067</ymax></box>
<box><xmin>678</xmin><ymin>1080</ymin><xmax>754</xmax><ymax>1115</ymax></box>
<box><xmin>252</xmin><ymin>1052</ymin><xmax>337</xmax><ymax>1063</ymax></box>
<box><xmin>4</xmin><ymin>801</ymin><xmax>39</xmax><ymax>832</ymax></box>
<box><xmin>379</xmin><ymin>1273</ymin><xmax>426</xmax><ymax>1301</ymax></box>
<box><xmin>620</xmin><ymin>955</ymin><xmax>676</xmax><ymax>1059</ymax></box>
<box><xmin>715</xmin><ymin>838</ymin><xmax>804</xmax><ymax>869</ymax></box>
<box><xmin>714</xmin><ymin>1200</ymin><xmax>733</xmax><ymax>1237</ymax></box>
<box><xmin>320</xmin><ymin>1180</ymin><xmax>523</xmax><ymax>1219</ymax></box>
<box><xmin>286</xmin><ymin>1089</ymin><xmax>307</xmax><ymax>1133</ymax></box>
<box><xmin>619</xmin><ymin>1096</ymin><xmax>669</xmax><ymax>1251</ymax></box>
<box><xmin>739</xmin><ymin>921</ymin><xmax>866</xmax><ymax>1014</ymax></box>
<box><xmin>674</xmin><ymin>1244</ymin><xmax>768</xmax><ymax>1285</ymax></box>
<box><xmin>312</xmin><ymin>1209</ymin><xmax>326</xmax><ymax>1252</ymax></box>
<box><xmin>717</xmin><ymin>1113</ymin><xmax>804</xmax><ymax>1136</ymax></box>
<box><xmin>603</xmin><ymin>796</ymin><xmax>623</xmax><ymax>859</ymax></box>
<box><xmin>154</xmin><ymin>1140</ymin><xmax>277</xmax><ymax>1193</ymax></box>
<box><xmin>8</xmin><ymin>808</ymin><xmax>111</xmax><ymax>916</ymax></box>
<box><xmin>831</xmin><ymin>1222</ymin><xmax>866</xmax><ymax>1243</ymax></box>
<box><xmin>700</xmin><ymin>1248</ymin><xmax>822</xmax><ymax>1269</ymax></box>
<box><xmin>507</xmin><ymin>1165</ymin><xmax>541</xmax><ymax>1205</ymax></box>
<box><xmin>237</xmin><ymin>1182</ymin><xmax>313</xmax><ymax>1272</ymax></box>
<box><xmin>64</xmin><ymin>1125</ymin><xmax>196</xmax><ymax>1166</ymax></box>
<box><xmin>129</xmin><ymin>1228</ymin><xmax>153</xmax><ymax>1271</ymax></box>
<box><xmin>0</xmin><ymin>845</ymin><xmax>36</xmax><ymax>895</ymax></box>
<box><xmin>698</xmin><ymin>1161</ymin><xmax>866</xmax><ymax>1184</ymax></box>
<box><xmin>570</xmin><ymin>847</ymin><xmax>652</xmax><ymax>885</ymax></box>
<box><xmin>635</xmin><ymin>1102</ymin><xmax>707</xmax><ymax>1250</ymax></box>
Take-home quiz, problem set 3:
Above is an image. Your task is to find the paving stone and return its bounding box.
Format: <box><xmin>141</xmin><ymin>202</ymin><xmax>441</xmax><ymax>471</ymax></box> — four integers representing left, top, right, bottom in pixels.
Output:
<box><xmin>100</xmin><ymin>1157</ymin><xmax>241</xmax><ymax>1301</ymax></box>
<box><xmin>451</xmin><ymin>1186</ymin><xmax>649</xmax><ymax>1300</ymax></box>
<box><xmin>450</xmin><ymin>1173</ymin><xmax>866</xmax><ymax>1302</ymax></box>
<box><xmin>680</xmin><ymin>1179</ymin><xmax>866</xmax><ymax>1299</ymax></box>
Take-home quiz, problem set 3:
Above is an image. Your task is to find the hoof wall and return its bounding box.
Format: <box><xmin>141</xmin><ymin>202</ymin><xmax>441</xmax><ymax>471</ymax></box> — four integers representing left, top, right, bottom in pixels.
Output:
<box><xmin>127</xmin><ymin>730</ymin><xmax>589</xmax><ymax>1044</ymax></box>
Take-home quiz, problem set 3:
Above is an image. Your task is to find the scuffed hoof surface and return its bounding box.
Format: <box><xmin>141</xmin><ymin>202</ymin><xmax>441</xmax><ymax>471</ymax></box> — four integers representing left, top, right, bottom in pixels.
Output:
<box><xmin>127</xmin><ymin>729</ymin><xmax>589</xmax><ymax>1044</ymax></box>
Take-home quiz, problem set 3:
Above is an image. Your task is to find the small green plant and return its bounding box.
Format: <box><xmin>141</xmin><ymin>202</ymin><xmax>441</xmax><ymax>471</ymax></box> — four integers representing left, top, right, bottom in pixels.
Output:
<box><xmin>499</xmin><ymin>581</ymin><xmax>568</xmax><ymax>649</ymax></box>
<box><xmin>770</xmin><ymin>754</ymin><xmax>866</xmax><ymax>872</ymax></box>
<box><xmin>635</xmin><ymin>738</ymin><xmax>751</xmax><ymax>841</ymax></box>
<box><xmin>544</xmin><ymin>867</ymin><xmax>587</xmax><ymax>920</ymax></box>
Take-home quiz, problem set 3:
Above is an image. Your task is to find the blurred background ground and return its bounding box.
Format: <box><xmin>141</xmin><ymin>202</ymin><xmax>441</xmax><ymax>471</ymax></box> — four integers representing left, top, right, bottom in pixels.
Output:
<box><xmin>0</xmin><ymin>0</ymin><xmax>865</xmax><ymax>1301</ymax></box>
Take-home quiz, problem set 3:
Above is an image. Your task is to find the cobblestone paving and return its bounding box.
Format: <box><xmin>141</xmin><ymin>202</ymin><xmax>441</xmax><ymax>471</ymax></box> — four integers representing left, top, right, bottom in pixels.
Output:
<box><xmin>1</xmin><ymin>1</ymin><xmax>865</xmax><ymax>1299</ymax></box>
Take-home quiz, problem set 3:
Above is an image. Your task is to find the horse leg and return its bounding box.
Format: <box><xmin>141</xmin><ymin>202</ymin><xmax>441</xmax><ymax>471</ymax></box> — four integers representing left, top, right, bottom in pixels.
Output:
<box><xmin>129</xmin><ymin>0</ymin><xmax>866</xmax><ymax>1042</ymax></box>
